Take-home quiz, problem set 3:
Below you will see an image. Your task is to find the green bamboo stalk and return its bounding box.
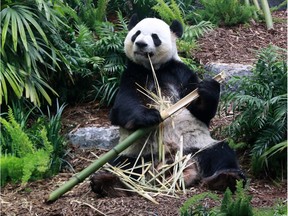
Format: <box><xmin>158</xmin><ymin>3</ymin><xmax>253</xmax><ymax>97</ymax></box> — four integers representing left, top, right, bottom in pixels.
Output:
<box><xmin>246</xmin><ymin>0</ymin><xmax>259</xmax><ymax>19</ymax></box>
<box><xmin>47</xmin><ymin>126</ymin><xmax>156</xmax><ymax>202</ymax></box>
<box><xmin>252</xmin><ymin>0</ymin><xmax>261</xmax><ymax>10</ymax></box>
<box><xmin>260</xmin><ymin>0</ymin><xmax>274</xmax><ymax>30</ymax></box>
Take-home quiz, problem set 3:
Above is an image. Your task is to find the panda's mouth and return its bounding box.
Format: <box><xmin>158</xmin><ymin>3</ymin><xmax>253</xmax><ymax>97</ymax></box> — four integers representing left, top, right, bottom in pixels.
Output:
<box><xmin>134</xmin><ymin>51</ymin><xmax>154</xmax><ymax>58</ymax></box>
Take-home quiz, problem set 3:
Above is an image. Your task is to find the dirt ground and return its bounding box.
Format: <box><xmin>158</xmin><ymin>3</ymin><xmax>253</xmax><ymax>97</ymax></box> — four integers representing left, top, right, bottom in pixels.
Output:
<box><xmin>1</xmin><ymin>11</ymin><xmax>287</xmax><ymax>216</ymax></box>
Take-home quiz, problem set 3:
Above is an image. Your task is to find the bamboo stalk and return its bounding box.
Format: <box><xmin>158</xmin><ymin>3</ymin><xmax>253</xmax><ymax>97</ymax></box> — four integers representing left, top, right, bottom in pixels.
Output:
<box><xmin>252</xmin><ymin>0</ymin><xmax>261</xmax><ymax>10</ymax></box>
<box><xmin>260</xmin><ymin>0</ymin><xmax>274</xmax><ymax>30</ymax></box>
<box><xmin>47</xmin><ymin>126</ymin><xmax>156</xmax><ymax>202</ymax></box>
<box><xmin>47</xmin><ymin>71</ymin><xmax>226</xmax><ymax>202</ymax></box>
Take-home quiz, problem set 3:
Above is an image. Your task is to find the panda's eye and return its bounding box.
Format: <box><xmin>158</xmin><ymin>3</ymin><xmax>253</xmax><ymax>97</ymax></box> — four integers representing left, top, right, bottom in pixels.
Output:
<box><xmin>131</xmin><ymin>30</ymin><xmax>141</xmax><ymax>42</ymax></box>
<box><xmin>151</xmin><ymin>33</ymin><xmax>161</xmax><ymax>47</ymax></box>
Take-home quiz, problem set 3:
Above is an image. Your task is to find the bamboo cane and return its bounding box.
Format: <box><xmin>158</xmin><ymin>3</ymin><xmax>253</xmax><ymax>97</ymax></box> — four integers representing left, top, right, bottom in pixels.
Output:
<box><xmin>47</xmin><ymin>71</ymin><xmax>226</xmax><ymax>202</ymax></box>
<box><xmin>260</xmin><ymin>0</ymin><xmax>274</xmax><ymax>30</ymax></box>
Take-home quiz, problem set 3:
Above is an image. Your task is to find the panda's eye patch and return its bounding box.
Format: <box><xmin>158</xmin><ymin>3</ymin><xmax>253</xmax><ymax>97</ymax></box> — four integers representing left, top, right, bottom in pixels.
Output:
<box><xmin>131</xmin><ymin>30</ymin><xmax>141</xmax><ymax>42</ymax></box>
<box><xmin>151</xmin><ymin>34</ymin><xmax>161</xmax><ymax>47</ymax></box>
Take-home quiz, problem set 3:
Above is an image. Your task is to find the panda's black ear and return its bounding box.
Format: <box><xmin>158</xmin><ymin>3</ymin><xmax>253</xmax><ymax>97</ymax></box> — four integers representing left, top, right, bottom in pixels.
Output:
<box><xmin>128</xmin><ymin>14</ymin><xmax>139</xmax><ymax>30</ymax></box>
<box><xmin>170</xmin><ymin>20</ymin><xmax>183</xmax><ymax>38</ymax></box>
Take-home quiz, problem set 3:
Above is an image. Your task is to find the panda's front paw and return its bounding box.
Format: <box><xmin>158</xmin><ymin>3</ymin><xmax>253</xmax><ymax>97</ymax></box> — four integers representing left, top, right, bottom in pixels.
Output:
<box><xmin>124</xmin><ymin>108</ymin><xmax>162</xmax><ymax>130</ymax></box>
<box><xmin>142</xmin><ymin>108</ymin><xmax>162</xmax><ymax>127</ymax></box>
<box><xmin>197</xmin><ymin>79</ymin><xmax>220</xmax><ymax>101</ymax></box>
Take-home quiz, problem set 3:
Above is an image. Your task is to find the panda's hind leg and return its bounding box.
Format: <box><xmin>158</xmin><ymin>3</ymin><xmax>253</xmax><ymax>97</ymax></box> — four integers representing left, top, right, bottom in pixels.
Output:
<box><xmin>197</xmin><ymin>141</ymin><xmax>246</xmax><ymax>192</ymax></box>
<box><xmin>90</xmin><ymin>171</ymin><xmax>131</xmax><ymax>197</ymax></box>
<box><xmin>202</xmin><ymin>169</ymin><xmax>246</xmax><ymax>192</ymax></box>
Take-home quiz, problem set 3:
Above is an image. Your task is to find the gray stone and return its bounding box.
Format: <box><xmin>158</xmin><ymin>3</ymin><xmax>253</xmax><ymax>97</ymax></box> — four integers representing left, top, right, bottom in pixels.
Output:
<box><xmin>205</xmin><ymin>62</ymin><xmax>253</xmax><ymax>79</ymax></box>
<box><xmin>68</xmin><ymin>126</ymin><xmax>120</xmax><ymax>149</ymax></box>
<box><xmin>204</xmin><ymin>62</ymin><xmax>253</xmax><ymax>91</ymax></box>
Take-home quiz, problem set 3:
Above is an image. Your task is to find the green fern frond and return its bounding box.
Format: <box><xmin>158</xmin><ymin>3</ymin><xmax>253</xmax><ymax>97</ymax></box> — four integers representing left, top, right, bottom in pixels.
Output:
<box><xmin>153</xmin><ymin>0</ymin><xmax>184</xmax><ymax>25</ymax></box>
<box><xmin>95</xmin><ymin>0</ymin><xmax>109</xmax><ymax>21</ymax></box>
<box><xmin>182</xmin><ymin>21</ymin><xmax>214</xmax><ymax>40</ymax></box>
<box><xmin>0</xmin><ymin>108</ymin><xmax>34</xmax><ymax>157</ymax></box>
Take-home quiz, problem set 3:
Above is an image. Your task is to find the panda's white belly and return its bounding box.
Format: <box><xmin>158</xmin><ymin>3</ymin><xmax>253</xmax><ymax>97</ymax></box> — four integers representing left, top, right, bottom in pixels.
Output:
<box><xmin>120</xmin><ymin>108</ymin><xmax>216</xmax><ymax>157</ymax></box>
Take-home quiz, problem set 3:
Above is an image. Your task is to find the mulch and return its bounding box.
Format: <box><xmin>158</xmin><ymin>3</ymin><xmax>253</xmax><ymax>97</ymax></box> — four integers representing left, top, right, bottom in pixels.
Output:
<box><xmin>1</xmin><ymin>11</ymin><xmax>287</xmax><ymax>216</ymax></box>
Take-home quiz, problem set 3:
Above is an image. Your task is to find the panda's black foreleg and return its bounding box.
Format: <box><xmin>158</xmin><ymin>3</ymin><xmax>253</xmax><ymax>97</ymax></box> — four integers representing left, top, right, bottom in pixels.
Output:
<box><xmin>187</xmin><ymin>79</ymin><xmax>220</xmax><ymax>126</ymax></box>
<box><xmin>196</xmin><ymin>141</ymin><xmax>246</xmax><ymax>192</ymax></box>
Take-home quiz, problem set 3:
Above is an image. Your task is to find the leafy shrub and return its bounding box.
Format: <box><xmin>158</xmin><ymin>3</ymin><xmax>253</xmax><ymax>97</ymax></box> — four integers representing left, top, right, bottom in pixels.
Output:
<box><xmin>220</xmin><ymin>180</ymin><xmax>253</xmax><ymax>216</ymax></box>
<box><xmin>91</xmin><ymin>12</ymin><xmax>128</xmax><ymax>106</ymax></box>
<box><xmin>179</xmin><ymin>181</ymin><xmax>252</xmax><ymax>216</ymax></box>
<box><xmin>0</xmin><ymin>102</ymin><xmax>66</xmax><ymax>186</ymax></box>
<box><xmin>179</xmin><ymin>192</ymin><xmax>219</xmax><ymax>215</ymax></box>
<box><xmin>153</xmin><ymin>0</ymin><xmax>185</xmax><ymax>26</ymax></box>
<box><xmin>222</xmin><ymin>46</ymin><xmax>287</xmax><ymax>178</ymax></box>
<box><xmin>195</xmin><ymin>0</ymin><xmax>255</xmax><ymax>26</ymax></box>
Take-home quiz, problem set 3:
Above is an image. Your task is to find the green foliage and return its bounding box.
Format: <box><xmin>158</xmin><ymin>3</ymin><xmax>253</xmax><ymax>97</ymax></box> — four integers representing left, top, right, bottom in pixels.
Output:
<box><xmin>0</xmin><ymin>102</ymin><xmax>66</xmax><ymax>186</ymax></box>
<box><xmin>179</xmin><ymin>21</ymin><xmax>214</xmax><ymax>56</ymax></box>
<box><xmin>220</xmin><ymin>181</ymin><xmax>253</xmax><ymax>216</ymax></box>
<box><xmin>0</xmin><ymin>2</ymin><xmax>60</xmax><ymax>106</ymax></box>
<box><xmin>253</xmin><ymin>201</ymin><xmax>287</xmax><ymax>216</ymax></box>
<box><xmin>67</xmin><ymin>0</ymin><xmax>109</xmax><ymax>29</ymax></box>
<box><xmin>91</xmin><ymin>12</ymin><xmax>128</xmax><ymax>106</ymax></box>
<box><xmin>180</xmin><ymin>192</ymin><xmax>219</xmax><ymax>216</ymax></box>
<box><xmin>222</xmin><ymin>46</ymin><xmax>287</xmax><ymax>177</ymax></box>
<box><xmin>153</xmin><ymin>0</ymin><xmax>185</xmax><ymax>26</ymax></box>
<box><xmin>195</xmin><ymin>0</ymin><xmax>255</xmax><ymax>26</ymax></box>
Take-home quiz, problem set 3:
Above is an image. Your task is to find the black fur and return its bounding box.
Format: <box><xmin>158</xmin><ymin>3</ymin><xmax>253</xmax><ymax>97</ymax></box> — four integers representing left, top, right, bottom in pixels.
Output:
<box><xmin>170</xmin><ymin>20</ymin><xmax>183</xmax><ymax>38</ymax></box>
<box><xmin>151</xmin><ymin>33</ymin><xmax>162</xmax><ymax>47</ymax></box>
<box><xmin>128</xmin><ymin>14</ymin><xmax>139</xmax><ymax>30</ymax></box>
<box><xmin>109</xmin><ymin>59</ymin><xmax>220</xmax><ymax>130</ymax></box>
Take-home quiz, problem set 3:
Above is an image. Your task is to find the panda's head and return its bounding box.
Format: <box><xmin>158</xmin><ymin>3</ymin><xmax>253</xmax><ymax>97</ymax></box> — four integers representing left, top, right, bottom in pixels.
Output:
<box><xmin>124</xmin><ymin>14</ymin><xmax>183</xmax><ymax>69</ymax></box>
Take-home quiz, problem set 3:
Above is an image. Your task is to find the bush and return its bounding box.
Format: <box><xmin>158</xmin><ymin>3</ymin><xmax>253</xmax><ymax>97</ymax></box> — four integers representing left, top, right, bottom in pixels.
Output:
<box><xmin>195</xmin><ymin>0</ymin><xmax>255</xmax><ymax>26</ymax></box>
<box><xmin>222</xmin><ymin>46</ymin><xmax>287</xmax><ymax>178</ymax></box>
<box><xmin>0</xmin><ymin>101</ymin><xmax>66</xmax><ymax>186</ymax></box>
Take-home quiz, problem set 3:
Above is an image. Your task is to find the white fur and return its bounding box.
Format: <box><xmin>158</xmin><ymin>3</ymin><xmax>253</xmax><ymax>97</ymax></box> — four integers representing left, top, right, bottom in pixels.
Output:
<box><xmin>124</xmin><ymin>18</ymin><xmax>181</xmax><ymax>69</ymax></box>
<box><xmin>120</xmin><ymin>108</ymin><xmax>217</xmax><ymax>157</ymax></box>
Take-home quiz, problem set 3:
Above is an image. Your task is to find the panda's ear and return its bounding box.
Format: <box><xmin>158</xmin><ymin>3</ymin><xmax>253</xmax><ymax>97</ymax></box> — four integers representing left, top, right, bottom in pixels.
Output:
<box><xmin>170</xmin><ymin>20</ymin><xmax>183</xmax><ymax>38</ymax></box>
<box><xmin>128</xmin><ymin>14</ymin><xmax>139</xmax><ymax>30</ymax></box>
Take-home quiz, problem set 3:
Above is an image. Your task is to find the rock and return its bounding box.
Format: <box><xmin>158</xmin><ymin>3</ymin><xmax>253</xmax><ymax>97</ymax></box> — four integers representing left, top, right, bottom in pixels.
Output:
<box><xmin>204</xmin><ymin>62</ymin><xmax>253</xmax><ymax>91</ymax></box>
<box><xmin>68</xmin><ymin>126</ymin><xmax>120</xmax><ymax>149</ymax></box>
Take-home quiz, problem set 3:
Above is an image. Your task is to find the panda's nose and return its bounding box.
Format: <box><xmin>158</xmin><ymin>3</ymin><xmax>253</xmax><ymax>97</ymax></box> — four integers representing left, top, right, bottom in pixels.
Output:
<box><xmin>135</xmin><ymin>41</ymin><xmax>147</xmax><ymax>48</ymax></box>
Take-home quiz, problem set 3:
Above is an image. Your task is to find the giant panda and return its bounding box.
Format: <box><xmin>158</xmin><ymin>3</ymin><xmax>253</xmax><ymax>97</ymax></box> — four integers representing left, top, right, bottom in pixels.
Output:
<box><xmin>90</xmin><ymin>15</ymin><xmax>246</xmax><ymax>197</ymax></box>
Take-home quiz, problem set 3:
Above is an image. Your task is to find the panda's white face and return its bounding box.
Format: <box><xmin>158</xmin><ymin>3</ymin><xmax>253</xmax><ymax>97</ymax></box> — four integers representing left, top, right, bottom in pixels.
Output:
<box><xmin>124</xmin><ymin>18</ymin><xmax>181</xmax><ymax>69</ymax></box>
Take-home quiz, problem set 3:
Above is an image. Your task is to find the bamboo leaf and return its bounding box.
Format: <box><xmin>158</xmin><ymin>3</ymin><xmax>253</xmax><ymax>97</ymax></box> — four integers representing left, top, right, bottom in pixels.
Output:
<box><xmin>21</xmin><ymin>9</ymin><xmax>48</xmax><ymax>44</ymax></box>
<box><xmin>11</xmin><ymin>9</ymin><xmax>18</xmax><ymax>51</ymax></box>
<box><xmin>1</xmin><ymin>8</ymin><xmax>11</xmax><ymax>50</ymax></box>
<box><xmin>16</xmin><ymin>12</ymin><xmax>28</xmax><ymax>51</ymax></box>
<box><xmin>21</xmin><ymin>16</ymin><xmax>38</xmax><ymax>49</ymax></box>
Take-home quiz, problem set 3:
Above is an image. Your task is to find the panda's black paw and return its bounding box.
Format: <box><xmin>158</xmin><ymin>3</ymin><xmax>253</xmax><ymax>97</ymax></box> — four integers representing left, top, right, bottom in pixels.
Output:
<box><xmin>126</xmin><ymin>108</ymin><xmax>162</xmax><ymax>130</ymax></box>
<box><xmin>197</xmin><ymin>79</ymin><xmax>220</xmax><ymax>101</ymax></box>
<box><xmin>202</xmin><ymin>169</ymin><xmax>246</xmax><ymax>192</ymax></box>
<box><xmin>90</xmin><ymin>171</ymin><xmax>131</xmax><ymax>197</ymax></box>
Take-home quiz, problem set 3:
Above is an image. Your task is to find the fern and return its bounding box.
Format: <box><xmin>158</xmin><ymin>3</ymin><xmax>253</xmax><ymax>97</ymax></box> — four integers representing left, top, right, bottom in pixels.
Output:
<box><xmin>0</xmin><ymin>108</ymin><xmax>34</xmax><ymax>157</ymax></box>
<box><xmin>153</xmin><ymin>0</ymin><xmax>185</xmax><ymax>25</ymax></box>
<box><xmin>221</xmin><ymin>46</ymin><xmax>287</xmax><ymax>177</ymax></box>
<box><xmin>196</xmin><ymin>0</ymin><xmax>255</xmax><ymax>26</ymax></box>
<box><xmin>220</xmin><ymin>181</ymin><xmax>253</xmax><ymax>216</ymax></box>
<box><xmin>182</xmin><ymin>21</ymin><xmax>214</xmax><ymax>40</ymax></box>
<box><xmin>95</xmin><ymin>0</ymin><xmax>109</xmax><ymax>21</ymax></box>
<box><xmin>179</xmin><ymin>192</ymin><xmax>219</xmax><ymax>215</ymax></box>
<box><xmin>0</xmin><ymin>102</ymin><xmax>66</xmax><ymax>186</ymax></box>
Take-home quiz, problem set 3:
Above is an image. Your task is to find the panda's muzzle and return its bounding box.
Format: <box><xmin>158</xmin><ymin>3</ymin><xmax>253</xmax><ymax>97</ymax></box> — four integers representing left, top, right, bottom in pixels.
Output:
<box><xmin>134</xmin><ymin>51</ymin><xmax>154</xmax><ymax>58</ymax></box>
